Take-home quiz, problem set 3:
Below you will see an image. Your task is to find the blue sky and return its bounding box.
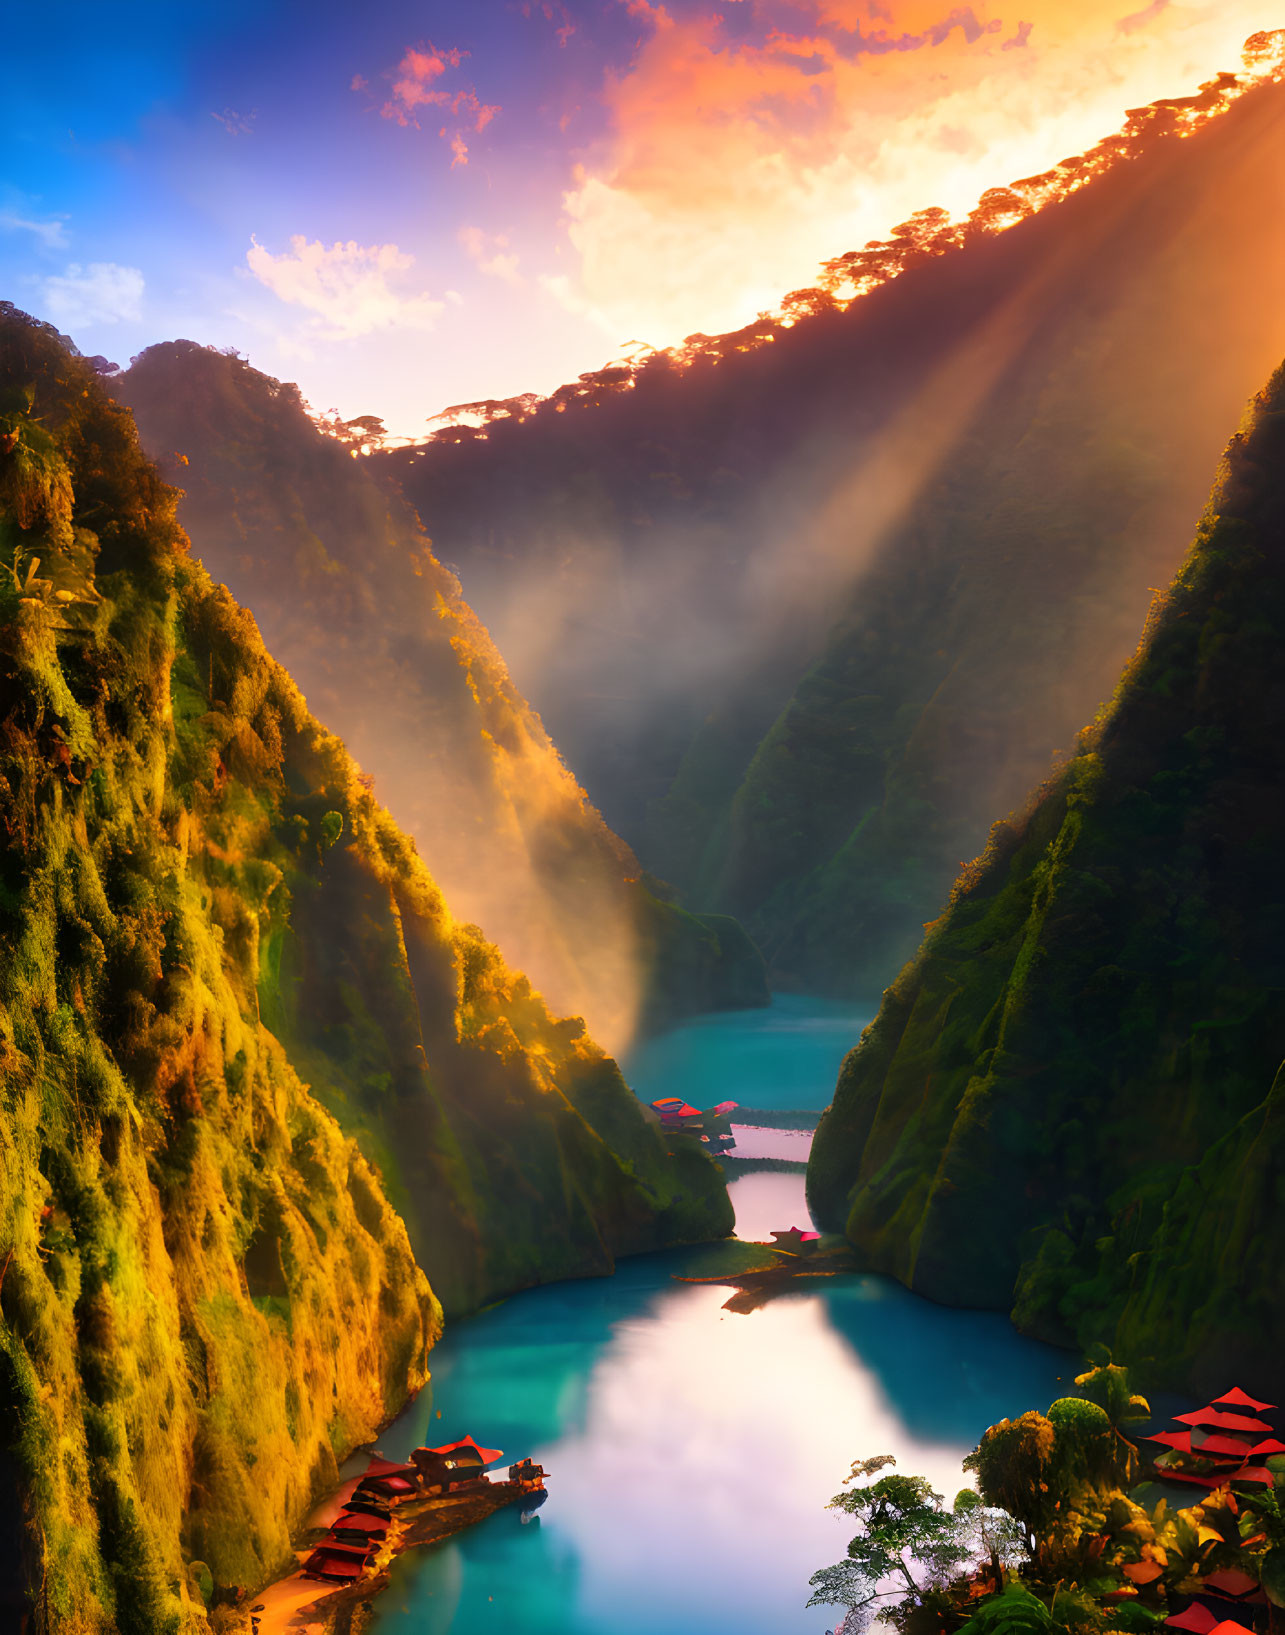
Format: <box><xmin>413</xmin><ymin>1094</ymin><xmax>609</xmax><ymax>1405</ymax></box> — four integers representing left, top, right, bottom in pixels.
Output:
<box><xmin>2</xmin><ymin>0</ymin><xmax>1278</xmax><ymax>437</ymax></box>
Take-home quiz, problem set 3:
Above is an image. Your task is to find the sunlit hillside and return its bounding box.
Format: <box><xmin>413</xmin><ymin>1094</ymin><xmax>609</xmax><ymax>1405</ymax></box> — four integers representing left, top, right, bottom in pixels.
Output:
<box><xmin>115</xmin><ymin>347</ymin><xmax>767</xmax><ymax>1056</ymax></box>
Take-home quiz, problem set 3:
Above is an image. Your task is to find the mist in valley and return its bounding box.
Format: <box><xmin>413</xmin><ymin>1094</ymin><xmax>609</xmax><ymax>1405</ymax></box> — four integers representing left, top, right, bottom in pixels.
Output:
<box><xmin>387</xmin><ymin>70</ymin><xmax>1285</xmax><ymax>997</ymax></box>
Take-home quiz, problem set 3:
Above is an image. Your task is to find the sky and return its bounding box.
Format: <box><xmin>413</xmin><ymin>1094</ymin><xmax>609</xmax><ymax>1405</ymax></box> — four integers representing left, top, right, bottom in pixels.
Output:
<box><xmin>2</xmin><ymin>0</ymin><xmax>1281</xmax><ymax>439</ymax></box>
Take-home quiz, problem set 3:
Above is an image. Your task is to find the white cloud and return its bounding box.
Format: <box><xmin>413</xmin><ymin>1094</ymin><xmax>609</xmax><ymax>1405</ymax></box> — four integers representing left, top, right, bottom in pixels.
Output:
<box><xmin>0</xmin><ymin>211</ymin><xmax>69</xmax><ymax>250</ymax></box>
<box><xmin>538</xmin><ymin>271</ymin><xmax>616</xmax><ymax>333</ymax></box>
<box><xmin>245</xmin><ymin>235</ymin><xmax>443</xmax><ymax>339</ymax></box>
<box><xmin>459</xmin><ymin>225</ymin><xmax>523</xmax><ymax>285</ymax></box>
<box><xmin>40</xmin><ymin>262</ymin><xmax>144</xmax><ymax>327</ymax></box>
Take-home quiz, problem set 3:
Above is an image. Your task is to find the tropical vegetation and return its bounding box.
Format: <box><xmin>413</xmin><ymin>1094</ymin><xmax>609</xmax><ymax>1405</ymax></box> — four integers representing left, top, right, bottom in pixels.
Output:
<box><xmin>810</xmin><ymin>1366</ymin><xmax>1285</xmax><ymax>1635</ymax></box>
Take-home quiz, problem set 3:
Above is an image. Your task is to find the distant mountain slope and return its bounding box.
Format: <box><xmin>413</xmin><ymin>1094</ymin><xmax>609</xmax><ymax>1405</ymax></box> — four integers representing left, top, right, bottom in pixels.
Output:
<box><xmin>807</xmin><ymin>363</ymin><xmax>1285</xmax><ymax>1398</ymax></box>
<box><xmin>385</xmin><ymin>68</ymin><xmax>1285</xmax><ymax>999</ymax></box>
<box><xmin>0</xmin><ymin>306</ymin><xmax>729</xmax><ymax>1628</ymax></box>
<box><xmin>115</xmin><ymin>345</ymin><xmax>765</xmax><ymax>1055</ymax></box>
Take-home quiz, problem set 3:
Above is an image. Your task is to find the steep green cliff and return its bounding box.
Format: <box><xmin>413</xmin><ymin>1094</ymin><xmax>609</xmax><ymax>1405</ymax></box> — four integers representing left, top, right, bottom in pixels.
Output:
<box><xmin>114</xmin><ymin>344</ymin><xmax>766</xmax><ymax>1053</ymax></box>
<box><xmin>0</xmin><ymin>306</ymin><xmax>730</xmax><ymax>1629</ymax></box>
<box><xmin>807</xmin><ymin>364</ymin><xmax>1285</xmax><ymax>1398</ymax></box>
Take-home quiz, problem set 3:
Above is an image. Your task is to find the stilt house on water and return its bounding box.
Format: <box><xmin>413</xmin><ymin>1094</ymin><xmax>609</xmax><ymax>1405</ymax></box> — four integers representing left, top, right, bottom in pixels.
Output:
<box><xmin>301</xmin><ymin>1440</ymin><xmax>547</xmax><ymax>1585</ymax></box>
<box><xmin>650</xmin><ymin>1098</ymin><xmax>739</xmax><ymax>1154</ymax></box>
<box><xmin>410</xmin><ymin>1437</ymin><xmax>504</xmax><ymax>1495</ymax></box>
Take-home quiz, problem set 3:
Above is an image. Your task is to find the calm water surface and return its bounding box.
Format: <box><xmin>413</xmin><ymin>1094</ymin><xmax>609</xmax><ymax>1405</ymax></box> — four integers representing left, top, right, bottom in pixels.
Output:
<box><xmin>368</xmin><ymin>1213</ymin><xmax>1071</xmax><ymax>1635</ymax></box>
<box><xmin>622</xmin><ymin>992</ymin><xmax>873</xmax><ymax>1112</ymax></box>
<box><xmin>368</xmin><ymin>1005</ymin><xmax>1072</xmax><ymax>1635</ymax></box>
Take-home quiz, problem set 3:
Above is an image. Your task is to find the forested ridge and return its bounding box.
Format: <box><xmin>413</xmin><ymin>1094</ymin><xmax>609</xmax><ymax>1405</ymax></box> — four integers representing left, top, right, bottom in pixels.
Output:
<box><xmin>384</xmin><ymin>62</ymin><xmax>1285</xmax><ymax>999</ymax></box>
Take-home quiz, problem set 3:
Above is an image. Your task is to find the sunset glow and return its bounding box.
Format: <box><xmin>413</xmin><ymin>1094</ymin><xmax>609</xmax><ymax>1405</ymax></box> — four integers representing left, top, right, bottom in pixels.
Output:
<box><xmin>2</xmin><ymin>2</ymin><xmax>1281</xmax><ymax>438</ymax></box>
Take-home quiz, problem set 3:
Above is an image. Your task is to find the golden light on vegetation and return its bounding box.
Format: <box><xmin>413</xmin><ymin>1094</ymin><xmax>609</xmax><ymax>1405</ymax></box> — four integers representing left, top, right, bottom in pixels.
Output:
<box><xmin>426</xmin><ymin>30</ymin><xmax>1284</xmax><ymax>444</ymax></box>
<box><xmin>553</xmin><ymin>8</ymin><xmax>1285</xmax><ymax>357</ymax></box>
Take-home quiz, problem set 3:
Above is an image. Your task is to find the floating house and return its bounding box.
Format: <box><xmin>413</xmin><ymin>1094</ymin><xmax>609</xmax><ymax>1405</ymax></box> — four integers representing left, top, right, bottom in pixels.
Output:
<box><xmin>341</xmin><ymin>1493</ymin><xmax>392</xmax><ymax>1521</ymax></box>
<box><xmin>410</xmin><ymin>1436</ymin><xmax>505</xmax><ymax>1494</ymax></box>
<box><xmin>326</xmin><ymin>1511</ymin><xmax>389</xmax><ymax>1548</ymax></box>
<box><xmin>299</xmin><ymin>1440</ymin><xmax>547</xmax><ymax>1593</ymax></box>
<box><xmin>352</xmin><ymin>1467</ymin><xmax>419</xmax><ymax>1501</ymax></box>
<box><xmin>1152</xmin><ymin>1391</ymin><xmax>1280</xmax><ymax>1635</ymax></box>
<box><xmin>650</xmin><ymin>1097</ymin><xmax>739</xmax><ymax>1154</ymax></box>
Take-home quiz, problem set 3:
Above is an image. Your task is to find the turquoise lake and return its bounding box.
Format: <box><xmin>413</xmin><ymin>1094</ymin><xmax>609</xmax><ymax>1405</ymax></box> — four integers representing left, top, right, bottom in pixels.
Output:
<box><xmin>366</xmin><ymin>1228</ymin><xmax>1072</xmax><ymax>1635</ymax></box>
<box><xmin>365</xmin><ymin>1000</ymin><xmax>1074</xmax><ymax>1635</ymax></box>
<box><xmin>622</xmin><ymin>992</ymin><xmax>874</xmax><ymax>1112</ymax></box>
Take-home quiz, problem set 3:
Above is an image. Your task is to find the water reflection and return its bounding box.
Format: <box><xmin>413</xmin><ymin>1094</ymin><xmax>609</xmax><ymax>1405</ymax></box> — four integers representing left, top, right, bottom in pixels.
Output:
<box><xmin>726</xmin><ymin>1169</ymin><xmax>813</xmax><ymax>1241</ymax></box>
<box><xmin>623</xmin><ymin>993</ymin><xmax>872</xmax><ymax>1113</ymax></box>
<box><xmin>369</xmin><ymin>1249</ymin><xmax>1070</xmax><ymax>1635</ymax></box>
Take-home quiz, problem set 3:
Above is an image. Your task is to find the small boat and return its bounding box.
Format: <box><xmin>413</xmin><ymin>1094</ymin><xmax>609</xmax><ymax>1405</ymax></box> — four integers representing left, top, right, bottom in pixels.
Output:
<box><xmin>327</xmin><ymin>1510</ymin><xmax>389</xmax><ymax>1547</ymax></box>
<box><xmin>353</xmin><ymin>1469</ymin><xmax>419</xmax><ymax>1501</ymax></box>
<box><xmin>341</xmin><ymin>1494</ymin><xmax>392</xmax><ymax>1521</ymax></box>
<box><xmin>301</xmin><ymin>1541</ymin><xmax>375</xmax><ymax>1584</ymax></box>
<box><xmin>650</xmin><ymin>1098</ymin><xmax>739</xmax><ymax>1152</ymax></box>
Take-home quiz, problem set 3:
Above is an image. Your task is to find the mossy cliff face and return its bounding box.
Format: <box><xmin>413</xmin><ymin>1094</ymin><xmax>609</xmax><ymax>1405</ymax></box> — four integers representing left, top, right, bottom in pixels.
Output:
<box><xmin>807</xmin><ymin>364</ymin><xmax>1285</xmax><ymax>1399</ymax></box>
<box><xmin>114</xmin><ymin>345</ymin><xmax>766</xmax><ymax>1052</ymax></box>
<box><xmin>0</xmin><ymin>306</ymin><xmax>730</xmax><ymax>1629</ymax></box>
<box><xmin>0</xmin><ymin>308</ymin><xmax>438</xmax><ymax>1630</ymax></box>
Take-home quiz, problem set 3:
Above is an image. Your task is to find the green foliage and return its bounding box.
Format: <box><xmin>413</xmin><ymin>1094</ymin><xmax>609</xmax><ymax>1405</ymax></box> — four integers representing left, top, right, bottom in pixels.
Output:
<box><xmin>962</xmin><ymin>1583</ymin><xmax>1054</xmax><ymax>1635</ymax></box>
<box><xmin>808</xmin><ymin>1456</ymin><xmax>997</xmax><ymax>1630</ymax></box>
<box><xmin>1260</xmin><ymin>1549</ymin><xmax>1285</xmax><ymax>1608</ymax></box>
<box><xmin>114</xmin><ymin>339</ymin><xmax>767</xmax><ymax>1049</ymax></box>
<box><xmin>820</xmin><ymin>1366</ymin><xmax>1285</xmax><ymax>1635</ymax></box>
<box><xmin>0</xmin><ymin>304</ymin><xmax>732</xmax><ymax>1631</ymax></box>
<box><xmin>808</xmin><ymin>361</ymin><xmax>1285</xmax><ymax>1391</ymax></box>
<box><xmin>317</xmin><ymin>809</ymin><xmax>343</xmax><ymax>851</ymax></box>
<box><xmin>1073</xmin><ymin>1363</ymin><xmax>1150</xmax><ymax>1428</ymax></box>
<box><xmin>965</xmin><ymin>1414</ymin><xmax>1058</xmax><ymax>1545</ymax></box>
<box><xmin>1046</xmin><ymin>1398</ymin><xmax>1135</xmax><ymax>1494</ymax></box>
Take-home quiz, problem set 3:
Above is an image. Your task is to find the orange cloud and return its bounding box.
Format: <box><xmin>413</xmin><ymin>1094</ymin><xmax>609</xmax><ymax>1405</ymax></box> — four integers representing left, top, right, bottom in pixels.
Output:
<box><xmin>364</xmin><ymin>41</ymin><xmax>500</xmax><ymax>165</ymax></box>
<box><xmin>552</xmin><ymin>1</ymin><xmax>1281</xmax><ymax>347</ymax></box>
<box><xmin>522</xmin><ymin>1</ymin><xmax>577</xmax><ymax>47</ymax></box>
